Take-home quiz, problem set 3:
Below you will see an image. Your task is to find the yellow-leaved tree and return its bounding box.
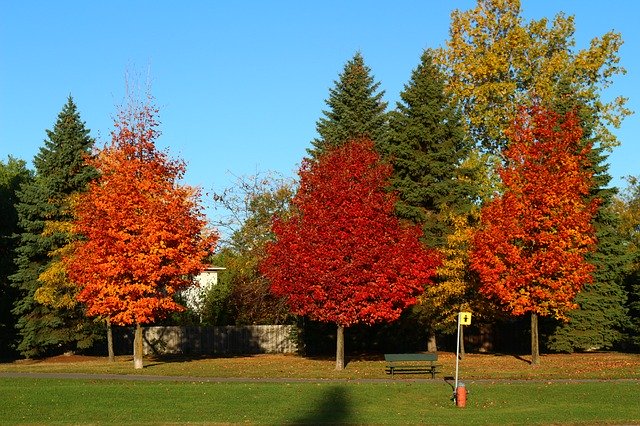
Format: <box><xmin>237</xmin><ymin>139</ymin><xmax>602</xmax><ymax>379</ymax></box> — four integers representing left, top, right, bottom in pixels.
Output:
<box><xmin>436</xmin><ymin>0</ymin><xmax>630</xmax><ymax>154</ymax></box>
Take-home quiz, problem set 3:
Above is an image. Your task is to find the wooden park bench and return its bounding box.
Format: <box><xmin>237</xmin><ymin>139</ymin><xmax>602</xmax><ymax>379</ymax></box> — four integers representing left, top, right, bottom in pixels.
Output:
<box><xmin>384</xmin><ymin>353</ymin><xmax>441</xmax><ymax>378</ymax></box>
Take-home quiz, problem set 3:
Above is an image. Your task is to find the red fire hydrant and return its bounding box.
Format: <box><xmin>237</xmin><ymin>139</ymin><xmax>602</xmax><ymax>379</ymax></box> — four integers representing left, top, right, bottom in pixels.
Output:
<box><xmin>455</xmin><ymin>383</ymin><xmax>467</xmax><ymax>408</ymax></box>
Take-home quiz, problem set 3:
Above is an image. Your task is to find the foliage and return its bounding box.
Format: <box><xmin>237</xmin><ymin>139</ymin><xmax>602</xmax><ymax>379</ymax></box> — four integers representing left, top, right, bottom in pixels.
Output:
<box><xmin>386</xmin><ymin>49</ymin><xmax>480</xmax><ymax>247</ymax></box>
<box><xmin>33</xmin><ymin>218</ymin><xmax>78</xmax><ymax>310</ymax></box>
<box><xmin>385</xmin><ymin>49</ymin><xmax>485</xmax><ymax>339</ymax></box>
<box><xmin>613</xmin><ymin>176</ymin><xmax>640</xmax><ymax>348</ymax></box>
<box><xmin>0</xmin><ymin>157</ymin><xmax>33</xmax><ymax>358</ymax></box>
<box><xmin>206</xmin><ymin>173</ymin><xmax>296</xmax><ymax>325</ymax></box>
<box><xmin>471</xmin><ymin>106</ymin><xmax>598</xmax><ymax>320</ymax></box>
<box><xmin>308</xmin><ymin>52</ymin><xmax>388</xmax><ymax>159</ymax></box>
<box><xmin>10</xmin><ymin>97</ymin><xmax>102</xmax><ymax>358</ymax></box>
<box><xmin>263</xmin><ymin>138</ymin><xmax>441</xmax><ymax>328</ymax></box>
<box><xmin>437</xmin><ymin>0</ymin><xmax>631</xmax><ymax>154</ymax></box>
<box><xmin>67</xmin><ymin>96</ymin><xmax>217</xmax><ymax>327</ymax></box>
<box><xmin>545</xmin><ymin>86</ymin><xmax>630</xmax><ymax>352</ymax></box>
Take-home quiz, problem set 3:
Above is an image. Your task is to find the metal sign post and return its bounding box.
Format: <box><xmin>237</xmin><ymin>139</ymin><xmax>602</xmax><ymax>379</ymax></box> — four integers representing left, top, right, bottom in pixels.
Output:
<box><xmin>455</xmin><ymin>312</ymin><xmax>471</xmax><ymax>391</ymax></box>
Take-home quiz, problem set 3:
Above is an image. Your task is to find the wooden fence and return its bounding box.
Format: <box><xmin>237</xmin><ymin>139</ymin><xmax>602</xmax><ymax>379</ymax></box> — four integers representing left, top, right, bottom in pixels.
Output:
<box><xmin>115</xmin><ymin>325</ymin><xmax>298</xmax><ymax>355</ymax></box>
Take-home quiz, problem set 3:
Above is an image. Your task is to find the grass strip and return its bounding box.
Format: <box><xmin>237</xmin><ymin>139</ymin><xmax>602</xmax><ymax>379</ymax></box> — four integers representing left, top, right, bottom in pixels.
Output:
<box><xmin>2</xmin><ymin>352</ymin><xmax>639</xmax><ymax>380</ymax></box>
<box><xmin>1</xmin><ymin>377</ymin><xmax>639</xmax><ymax>425</ymax></box>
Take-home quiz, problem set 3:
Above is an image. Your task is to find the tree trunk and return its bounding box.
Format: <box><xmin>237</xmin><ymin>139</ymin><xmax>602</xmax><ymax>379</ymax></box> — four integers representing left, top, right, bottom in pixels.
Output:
<box><xmin>106</xmin><ymin>319</ymin><xmax>115</xmax><ymax>363</ymax></box>
<box><xmin>531</xmin><ymin>313</ymin><xmax>540</xmax><ymax>366</ymax></box>
<box><xmin>335</xmin><ymin>325</ymin><xmax>345</xmax><ymax>370</ymax></box>
<box><xmin>427</xmin><ymin>331</ymin><xmax>437</xmax><ymax>353</ymax></box>
<box><xmin>133</xmin><ymin>323</ymin><xmax>144</xmax><ymax>369</ymax></box>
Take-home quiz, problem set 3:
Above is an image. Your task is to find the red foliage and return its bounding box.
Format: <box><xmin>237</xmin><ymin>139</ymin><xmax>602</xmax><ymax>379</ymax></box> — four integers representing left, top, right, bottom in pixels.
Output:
<box><xmin>470</xmin><ymin>106</ymin><xmax>599</xmax><ymax>319</ymax></box>
<box><xmin>66</xmin><ymin>101</ymin><xmax>217</xmax><ymax>326</ymax></box>
<box><xmin>262</xmin><ymin>138</ymin><xmax>441</xmax><ymax>327</ymax></box>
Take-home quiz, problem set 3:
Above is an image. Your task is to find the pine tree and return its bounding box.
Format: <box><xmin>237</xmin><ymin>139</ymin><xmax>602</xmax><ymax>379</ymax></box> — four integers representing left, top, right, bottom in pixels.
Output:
<box><xmin>545</xmin><ymin>82</ymin><xmax>629</xmax><ymax>352</ymax></box>
<box><xmin>308</xmin><ymin>52</ymin><xmax>388</xmax><ymax>159</ymax></box>
<box><xmin>11</xmin><ymin>97</ymin><xmax>101</xmax><ymax>358</ymax></box>
<box><xmin>385</xmin><ymin>50</ymin><xmax>481</xmax><ymax>349</ymax></box>
<box><xmin>614</xmin><ymin>176</ymin><xmax>640</xmax><ymax>349</ymax></box>
<box><xmin>386</xmin><ymin>49</ymin><xmax>478</xmax><ymax>247</ymax></box>
<box><xmin>0</xmin><ymin>157</ymin><xmax>32</xmax><ymax>359</ymax></box>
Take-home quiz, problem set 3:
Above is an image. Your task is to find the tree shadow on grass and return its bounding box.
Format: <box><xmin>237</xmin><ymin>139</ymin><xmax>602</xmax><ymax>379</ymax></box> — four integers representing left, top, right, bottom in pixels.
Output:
<box><xmin>472</xmin><ymin>351</ymin><xmax>533</xmax><ymax>365</ymax></box>
<box><xmin>285</xmin><ymin>385</ymin><xmax>353</xmax><ymax>425</ymax></box>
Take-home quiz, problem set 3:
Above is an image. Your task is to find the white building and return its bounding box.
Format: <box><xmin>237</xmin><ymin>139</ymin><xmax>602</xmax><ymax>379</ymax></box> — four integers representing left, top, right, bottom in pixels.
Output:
<box><xmin>181</xmin><ymin>266</ymin><xmax>226</xmax><ymax>314</ymax></box>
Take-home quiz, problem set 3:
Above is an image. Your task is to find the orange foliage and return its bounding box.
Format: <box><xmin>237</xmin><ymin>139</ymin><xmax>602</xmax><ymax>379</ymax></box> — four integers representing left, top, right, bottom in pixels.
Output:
<box><xmin>470</xmin><ymin>106</ymin><xmax>599</xmax><ymax>320</ymax></box>
<box><xmin>66</xmin><ymin>100</ymin><xmax>217</xmax><ymax>326</ymax></box>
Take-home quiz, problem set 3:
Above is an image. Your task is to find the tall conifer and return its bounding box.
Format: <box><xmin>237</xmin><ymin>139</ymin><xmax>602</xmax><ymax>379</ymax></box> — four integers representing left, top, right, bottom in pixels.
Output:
<box><xmin>545</xmin><ymin>82</ymin><xmax>629</xmax><ymax>352</ymax></box>
<box><xmin>308</xmin><ymin>52</ymin><xmax>388</xmax><ymax>159</ymax></box>
<box><xmin>386</xmin><ymin>49</ymin><xmax>478</xmax><ymax>246</ymax></box>
<box><xmin>11</xmin><ymin>97</ymin><xmax>101</xmax><ymax>357</ymax></box>
<box><xmin>0</xmin><ymin>158</ymin><xmax>32</xmax><ymax>358</ymax></box>
<box><xmin>385</xmin><ymin>50</ymin><xmax>481</xmax><ymax>350</ymax></box>
<box><xmin>615</xmin><ymin>176</ymin><xmax>640</xmax><ymax>349</ymax></box>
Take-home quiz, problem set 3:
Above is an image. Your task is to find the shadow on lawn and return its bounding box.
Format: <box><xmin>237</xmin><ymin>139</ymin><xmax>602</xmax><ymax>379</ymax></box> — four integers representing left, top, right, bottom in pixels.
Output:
<box><xmin>286</xmin><ymin>385</ymin><xmax>352</xmax><ymax>425</ymax></box>
<box><xmin>470</xmin><ymin>351</ymin><xmax>533</xmax><ymax>365</ymax></box>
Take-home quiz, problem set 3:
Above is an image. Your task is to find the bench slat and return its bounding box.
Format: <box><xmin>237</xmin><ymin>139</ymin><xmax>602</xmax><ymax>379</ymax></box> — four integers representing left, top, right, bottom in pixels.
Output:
<box><xmin>384</xmin><ymin>353</ymin><xmax>437</xmax><ymax>362</ymax></box>
<box><xmin>384</xmin><ymin>353</ymin><xmax>441</xmax><ymax>378</ymax></box>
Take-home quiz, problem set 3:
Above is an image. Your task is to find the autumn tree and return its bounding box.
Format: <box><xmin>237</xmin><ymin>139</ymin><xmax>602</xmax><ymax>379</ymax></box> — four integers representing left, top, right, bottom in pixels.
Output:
<box><xmin>66</xmin><ymin>95</ymin><xmax>216</xmax><ymax>369</ymax></box>
<box><xmin>262</xmin><ymin>138</ymin><xmax>441</xmax><ymax>370</ymax></box>
<box><xmin>11</xmin><ymin>97</ymin><xmax>101</xmax><ymax>358</ymax></box>
<box><xmin>0</xmin><ymin>157</ymin><xmax>32</xmax><ymax>358</ymax></box>
<box><xmin>437</xmin><ymin>0</ymin><xmax>630</xmax><ymax>154</ymax></box>
<box><xmin>308</xmin><ymin>52</ymin><xmax>388</xmax><ymax>159</ymax></box>
<box><xmin>385</xmin><ymin>49</ymin><xmax>482</xmax><ymax>350</ymax></box>
<box><xmin>470</xmin><ymin>107</ymin><xmax>598</xmax><ymax>365</ymax></box>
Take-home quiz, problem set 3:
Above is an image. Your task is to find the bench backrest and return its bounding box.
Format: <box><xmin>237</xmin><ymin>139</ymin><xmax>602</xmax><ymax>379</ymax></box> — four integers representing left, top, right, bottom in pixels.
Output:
<box><xmin>385</xmin><ymin>353</ymin><xmax>438</xmax><ymax>362</ymax></box>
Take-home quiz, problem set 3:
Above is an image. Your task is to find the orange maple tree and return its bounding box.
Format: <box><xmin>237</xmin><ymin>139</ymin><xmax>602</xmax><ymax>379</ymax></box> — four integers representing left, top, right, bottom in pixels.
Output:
<box><xmin>262</xmin><ymin>138</ymin><xmax>441</xmax><ymax>369</ymax></box>
<box><xmin>66</xmin><ymin>98</ymin><xmax>216</xmax><ymax>367</ymax></box>
<box><xmin>470</xmin><ymin>106</ymin><xmax>598</xmax><ymax>364</ymax></box>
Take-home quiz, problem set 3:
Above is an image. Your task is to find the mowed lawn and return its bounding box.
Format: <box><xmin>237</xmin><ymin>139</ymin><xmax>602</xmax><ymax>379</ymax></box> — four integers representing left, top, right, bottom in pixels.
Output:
<box><xmin>1</xmin><ymin>352</ymin><xmax>639</xmax><ymax>425</ymax></box>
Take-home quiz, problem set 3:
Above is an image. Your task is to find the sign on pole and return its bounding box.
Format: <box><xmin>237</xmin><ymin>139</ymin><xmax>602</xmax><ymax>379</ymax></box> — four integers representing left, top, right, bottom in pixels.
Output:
<box><xmin>455</xmin><ymin>311</ymin><xmax>472</xmax><ymax>395</ymax></box>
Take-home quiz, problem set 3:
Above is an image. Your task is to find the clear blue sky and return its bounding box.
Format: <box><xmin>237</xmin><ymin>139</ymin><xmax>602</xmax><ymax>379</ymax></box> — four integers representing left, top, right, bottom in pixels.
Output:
<box><xmin>1</xmin><ymin>1</ymin><xmax>638</xmax><ymax>221</ymax></box>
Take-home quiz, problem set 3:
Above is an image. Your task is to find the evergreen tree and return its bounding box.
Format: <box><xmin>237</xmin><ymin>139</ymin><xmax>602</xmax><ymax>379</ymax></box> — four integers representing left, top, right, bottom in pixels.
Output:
<box><xmin>385</xmin><ymin>50</ymin><xmax>481</xmax><ymax>350</ymax></box>
<box><xmin>545</xmin><ymin>82</ymin><xmax>629</xmax><ymax>352</ymax></box>
<box><xmin>11</xmin><ymin>96</ymin><xmax>101</xmax><ymax>358</ymax></box>
<box><xmin>386</xmin><ymin>49</ymin><xmax>478</xmax><ymax>247</ymax></box>
<box><xmin>308</xmin><ymin>52</ymin><xmax>388</xmax><ymax>159</ymax></box>
<box><xmin>0</xmin><ymin>157</ymin><xmax>32</xmax><ymax>359</ymax></box>
<box><xmin>614</xmin><ymin>176</ymin><xmax>640</xmax><ymax>349</ymax></box>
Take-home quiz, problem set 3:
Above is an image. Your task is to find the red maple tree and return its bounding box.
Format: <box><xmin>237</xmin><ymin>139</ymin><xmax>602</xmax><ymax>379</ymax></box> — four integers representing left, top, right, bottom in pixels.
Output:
<box><xmin>470</xmin><ymin>106</ymin><xmax>598</xmax><ymax>365</ymax></box>
<box><xmin>66</xmin><ymin>98</ymin><xmax>217</xmax><ymax>368</ymax></box>
<box><xmin>262</xmin><ymin>138</ymin><xmax>441</xmax><ymax>369</ymax></box>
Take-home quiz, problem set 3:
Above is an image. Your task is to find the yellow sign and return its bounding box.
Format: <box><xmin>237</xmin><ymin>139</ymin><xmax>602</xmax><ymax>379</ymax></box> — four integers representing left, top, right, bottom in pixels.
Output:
<box><xmin>459</xmin><ymin>312</ymin><xmax>472</xmax><ymax>326</ymax></box>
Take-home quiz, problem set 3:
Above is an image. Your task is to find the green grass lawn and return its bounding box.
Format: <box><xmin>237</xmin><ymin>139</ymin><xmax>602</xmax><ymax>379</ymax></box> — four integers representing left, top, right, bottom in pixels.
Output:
<box><xmin>1</xmin><ymin>352</ymin><xmax>639</xmax><ymax>425</ymax></box>
<box><xmin>1</xmin><ymin>377</ymin><xmax>639</xmax><ymax>425</ymax></box>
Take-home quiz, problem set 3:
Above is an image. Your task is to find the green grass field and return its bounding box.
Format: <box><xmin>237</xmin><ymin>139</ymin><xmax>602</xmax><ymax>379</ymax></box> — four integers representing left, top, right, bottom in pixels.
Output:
<box><xmin>1</xmin><ymin>378</ymin><xmax>639</xmax><ymax>425</ymax></box>
<box><xmin>1</xmin><ymin>352</ymin><xmax>639</xmax><ymax>425</ymax></box>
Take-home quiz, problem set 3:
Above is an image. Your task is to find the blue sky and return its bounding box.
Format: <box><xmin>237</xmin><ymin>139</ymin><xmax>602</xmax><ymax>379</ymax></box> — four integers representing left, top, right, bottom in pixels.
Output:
<box><xmin>1</xmin><ymin>1</ymin><xmax>638</xmax><ymax>221</ymax></box>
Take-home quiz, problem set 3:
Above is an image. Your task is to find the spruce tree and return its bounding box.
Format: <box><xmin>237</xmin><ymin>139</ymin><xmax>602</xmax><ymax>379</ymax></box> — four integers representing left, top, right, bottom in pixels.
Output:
<box><xmin>11</xmin><ymin>97</ymin><xmax>101</xmax><ymax>358</ymax></box>
<box><xmin>545</xmin><ymin>82</ymin><xmax>629</xmax><ymax>352</ymax></box>
<box><xmin>385</xmin><ymin>49</ymin><xmax>481</xmax><ymax>350</ymax></box>
<box><xmin>0</xmin><ymin>157</ymin><xmax>33</xmax><ymax>359</ymax></box>
<box><xmin>615</xmin><ymin>176</ymin><xmax>640</xmax><ymax>349</ymax></box>
<box><xmin>386</xmin><ymin>49</ymin><xmax>478</xmax><ymax>247</ymax></box>
<box><xmin>308</xmin><ymin>52</ymin><xmax>388</xmax><ymax>159</ymax></box>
